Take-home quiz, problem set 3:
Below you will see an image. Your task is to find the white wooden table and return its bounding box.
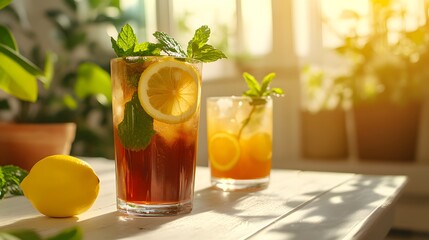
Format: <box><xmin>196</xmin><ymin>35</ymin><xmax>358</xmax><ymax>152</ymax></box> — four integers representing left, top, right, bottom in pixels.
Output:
<box><xmin>0</xmin><ymin>157</ymin><xmax>407</xmax><ymax>240</ymax></box>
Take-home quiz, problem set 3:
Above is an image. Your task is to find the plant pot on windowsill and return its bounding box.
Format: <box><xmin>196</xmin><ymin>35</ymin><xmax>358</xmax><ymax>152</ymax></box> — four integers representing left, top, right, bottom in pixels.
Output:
<box><xmin>0</xmin><ymin>122</ymin><xmax>76</xmax><ymax>170</ymax></box>
<box><xmin>301</xmin><ymin>107</ymin><xmax>349</xmax><ymax>160</ymax></box>
<box><xmin>353</xmin><ymin>99</ymin><xmax>422</xmax><ymax>162</ymax></box>
<box><xmin>299</xmin><ymin>65</ymin><xmax>350</xmax><ymax>160</ymax></box>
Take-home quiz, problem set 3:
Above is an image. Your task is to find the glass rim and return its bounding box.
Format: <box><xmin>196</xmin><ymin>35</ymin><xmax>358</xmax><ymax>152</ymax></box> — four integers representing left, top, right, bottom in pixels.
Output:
<box><xmin>110</xmin><ymin>55</ymin><xmax>202</xmax><ymax>64</ymax></box>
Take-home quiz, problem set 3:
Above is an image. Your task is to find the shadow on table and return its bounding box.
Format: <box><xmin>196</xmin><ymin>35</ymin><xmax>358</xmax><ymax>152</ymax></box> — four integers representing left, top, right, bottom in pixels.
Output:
<box><xmin>256</xmin><ymin>175</ymin><xmax>400</xmax><ymax>240</ymax></box>
<box><xmin>0</xmin><ymin>186</ymin><xmax>266</xmax><ymax>239</ymax></box>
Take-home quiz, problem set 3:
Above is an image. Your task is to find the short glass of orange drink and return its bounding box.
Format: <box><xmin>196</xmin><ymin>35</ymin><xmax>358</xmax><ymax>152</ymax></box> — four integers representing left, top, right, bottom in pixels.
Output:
<box><xmin>207</xmin><ymin>96</ymin><xmax>273</xmax><ymax>191</ymax></box>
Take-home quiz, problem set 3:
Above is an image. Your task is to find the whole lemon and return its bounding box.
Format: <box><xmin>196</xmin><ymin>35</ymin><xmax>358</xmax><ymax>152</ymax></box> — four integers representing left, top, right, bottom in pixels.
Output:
<box><xmin>20</xmin><ymin>155</ymin><xmax>100</xmax><ymax>218</ymax></box>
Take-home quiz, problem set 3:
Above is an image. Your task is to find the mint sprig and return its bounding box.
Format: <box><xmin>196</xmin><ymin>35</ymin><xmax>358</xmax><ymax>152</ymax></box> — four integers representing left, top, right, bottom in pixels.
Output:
<box><xmin>238</xmin><ymin>72</ymin><xmax>284</xmax><ymax>138</ymax></box>
<box><xmin>186</xmin><ymin>25</ymin><xmax>227</xmax><ymax>62</ymax></box>
<box><xmin>0</xmin><ymin>165</ymin><xmax>28</xmax><ymax>199</ymax></box>
<box><xmin>243</xmin><ymin>72</ymin><xmax>284</xmax><ymax>101</ymax></box>
<box><xmin>112</xmin><ymin>24</ymin><xmax>227</xmax><ymax>62</ymax></box>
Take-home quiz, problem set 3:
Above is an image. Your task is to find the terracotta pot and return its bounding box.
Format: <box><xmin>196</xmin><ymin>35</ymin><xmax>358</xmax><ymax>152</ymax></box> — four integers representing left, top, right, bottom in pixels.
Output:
<box><xmin>353</xmin><ymin>100</ymin><xmax>422</xmax><ymax>162</ymax></box>
<box><xmin>300</xmin><ymin>108</ymin><xmax>349</xmax><ymax>160</ymax></box>
<box><xmin>0</xmin><ymin>122</ymin><xmax>76</xmax><ymax>170</ymax></box>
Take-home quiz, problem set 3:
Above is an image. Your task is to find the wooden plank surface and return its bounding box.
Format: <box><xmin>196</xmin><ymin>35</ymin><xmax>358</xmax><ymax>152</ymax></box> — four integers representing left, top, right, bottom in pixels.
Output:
<box><xmin>0</xmin><ymin>158</ymin><xmax>407</xmax><ymax>240</ymax></box>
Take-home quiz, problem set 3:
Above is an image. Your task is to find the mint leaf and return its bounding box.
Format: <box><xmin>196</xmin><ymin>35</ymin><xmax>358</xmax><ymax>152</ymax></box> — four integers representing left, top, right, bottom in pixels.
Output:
<box><xmin>118</xmin><ymin>92</ymin><xmax>156</xmax><ymax>151</ymax></box>
<box><xmin>116</xmin><ymin>24</ymin><xmax>137</xmax><ymax>54</ymax></box>
<box><xmin>266</xmin><ymin>87</ymin><xmax>284</xmax><ymax>97</ymax></box>
<box><xmin>187</xmin><ymin>25</ymin><xmax>227</xmax><ymax>62</ymax></box>
<box><xmin>133</xmin><ymin>42</ymin><xmax>162</xmax><ymax>56</ymax></box>
<box><xmin>242</xmin><ymin>72</ymin><xmax>261</xmax><ymax>97</ymax></box>
<box><xmin>153</xmin><ymin>31</ymin><xmax>187</xmax><ymax>58</ymax></box>
<box><xmin>0</xmin><ymin>165</ymin><xmax>28</xmax><ymax>199</ymax></box>
<box><xmin>260</xmin><ymin>73</ymin><xmax>276</xmax><ymax>95</ymax></box>
<box><xmin>111</xmin><ymin>24</ymin><xmax>137</xmax><ymax>57</ymax></box>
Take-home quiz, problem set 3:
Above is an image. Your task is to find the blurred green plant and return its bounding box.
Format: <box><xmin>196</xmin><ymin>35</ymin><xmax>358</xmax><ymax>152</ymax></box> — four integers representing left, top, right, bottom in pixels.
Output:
<box><xmin>300</xmin><ymin>65</ymin><xmax>351</xmax><ymax>112</ymax></box>
<box><xmin>329</xmin><ymin>0</ymin><xmax>429</xmax><ymax>105</ymax></box>
<box><xmin>0</xmin><ymin>0</ymin><xmax>121</xmax><ymax>158</ymax></box>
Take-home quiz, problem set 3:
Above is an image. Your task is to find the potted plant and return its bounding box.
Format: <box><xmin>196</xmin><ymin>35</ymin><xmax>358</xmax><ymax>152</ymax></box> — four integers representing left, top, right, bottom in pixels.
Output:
<box><xmin>332</xmin><ymin>0</ymin><xmax>429</xmax><ymax>161</ymax></box>
<box><xmin>300</xmin><ymin>65</ymin><xmax>350</xmax><ymax>160</ymax></box>
<box><xmin>0</xmin><ymin>0</ymin><xmax>112</xmax><ymax>170</ymax></box>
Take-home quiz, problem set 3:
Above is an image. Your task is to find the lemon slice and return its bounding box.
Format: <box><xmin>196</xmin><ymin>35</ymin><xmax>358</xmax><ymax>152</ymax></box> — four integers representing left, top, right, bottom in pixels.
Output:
<box><xmin>138</xmin><ymin>59</ymin><xmax>200</xmax><ymax>124</ymax></box>
<box><xmin>209</xmin><ymin>132</ymin><xmax>240</xmax><ymax>171</ymax></box>
<box><xmin>245</xmin><ymin>132</ymin><xmax>272</xmax><ymax>162</ymax></box>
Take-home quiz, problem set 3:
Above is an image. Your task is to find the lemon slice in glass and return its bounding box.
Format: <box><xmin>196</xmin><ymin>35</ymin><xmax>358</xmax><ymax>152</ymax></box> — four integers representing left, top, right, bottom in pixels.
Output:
<box><xmin>245</xmin><ymin>132</ymin><xmax>272</xmax><ymax>162</ymax></box>
<box><xmin>209</xmin><ymin>132</ymin><xmax>240</xmax><ymax>171</ymax></box>
<box><xmin>138</xmin><ymin>59</ymin><xmax>200</xmax><ymax>124</ymax></box>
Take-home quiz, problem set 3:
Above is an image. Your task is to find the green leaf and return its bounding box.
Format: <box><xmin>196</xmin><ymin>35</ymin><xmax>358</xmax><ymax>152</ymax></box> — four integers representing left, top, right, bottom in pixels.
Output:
<box><xmin>46</xmin><ymin>226</ymin><xmax>83</xmax><ymax>240</ymax></box>
<box><xmin>0</xmin><ymin>25</ymin><xmax>17</xmax><ymax>51</ymax></box>
<box><xmin>242</xmin><ymin>72</ymin><xmax>260</xmax><ymax>95</ymax></box>
<box><xmin>133</xmin><ymin>42</ymin><xmax>162</xmax><ymax>56</ymax></box>
<box><xmin>118</xmin><ymin>93</ymin><xmax>156</xmax><ymax>151</ymax></box>
<box><xmin>0</xmin><ymin>230</ymin><xmax>41</xmax><ymax>240</ymax></box>
<box><xmin>188</xmin><ymin>44</ymin><xmax>226</xmax><ymax>62</ymax></box>
<box><xmin>260</xmin><ymin>73</ymin><xmax>276</xmax><ymax>94</ymax></box>
<box><xmin>74</xmin><ymin>62</ymin><xmax>112</xmax><ymax>105</ymax></box>
<box><xmin>187</xmin><ymin>25</ymin><xmax>227</xmax><ymax>62</ymax></box>
<box><xmin>42</xmin><ymin>51</ymin><xmax>56</xmax><ymax>89</ymax></box>
<box><xmin>112</xmin><ymin>24</ymin><xmax>137</xmax><ymax>57</ymax></box>
<box><xmin>0</xmin><ymin>44</ymin><xmax>44</xmax><ymax>77</ymax></box>
<box><xmin>187</xmin><ymin>25</ymin><xmax>210</xmax><ymax>55</ymax></box>
<box><xmin>0</xmin><ymin>52</ymin><xmax>39</xmax><ymax>102</ymax></box>
<box><xmin>63</xmin><ymin>94</ymin><xmax>78</xmax><ymax>110</ymax></box>
<box><xmin>268</xmin><ymin>87</ymin><xmax>284</xmax><ymax>96</ymax></box>
<box><xmin>0</xmin><ymin>165</ymin><xmax>28</xmax><ymax>199</ymax></box>
<box><xmin>0</xmin><ymin>0</ymin><xmax>12</xmax><ymax>10</ymax></box>
<box><xmin>153</xmin><ymin>31</ymin><xmax>187</xmax><ymax>58</ymax></box>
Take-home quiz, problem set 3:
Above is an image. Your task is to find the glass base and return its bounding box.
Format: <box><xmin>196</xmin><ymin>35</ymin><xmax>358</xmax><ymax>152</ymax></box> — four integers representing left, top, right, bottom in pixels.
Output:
<box><xmin>211</xmin><ymin>177</ymin><xmax>269</xmax><ymax>191</ymax></box>
<box><xmin>117</xmin><ymin>198</ymin><xmax>192</xmax><ymax>217</ymax></box>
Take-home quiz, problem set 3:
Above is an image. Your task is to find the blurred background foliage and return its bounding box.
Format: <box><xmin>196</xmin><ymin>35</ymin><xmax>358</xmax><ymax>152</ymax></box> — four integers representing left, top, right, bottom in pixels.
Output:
<box><xmin>0</xmin><ymin>0</ymin><xmax>134</xmax><ymax>159</ymax></box>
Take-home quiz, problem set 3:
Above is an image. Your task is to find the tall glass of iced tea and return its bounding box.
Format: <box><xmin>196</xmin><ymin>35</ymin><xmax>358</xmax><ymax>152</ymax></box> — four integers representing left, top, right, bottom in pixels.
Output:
<box><xmin>111</xmin><ymin>56</ymin><xmax>202</xmax><ymax>216</ymax></box>
<box><xmin>207</xmin><ymin>96</ymin><xmax>273</xmax><ymax>191</ymax></box>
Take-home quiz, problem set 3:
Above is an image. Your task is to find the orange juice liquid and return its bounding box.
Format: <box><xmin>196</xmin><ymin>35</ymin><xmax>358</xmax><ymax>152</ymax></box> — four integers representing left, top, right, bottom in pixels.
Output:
<box><xmin>207</xmin><ymin>97</ymin><xmax>273</xmax><ymax>188</ymax></box>
<box><xmin>110</xmin><ymin>56</ymin><xmax>201</xmax><ymax>213</ymax></box>
<box><xmin>210</xmin><ymin>136</ymin><xmax>272</xmax><ymax>179</ymax></box>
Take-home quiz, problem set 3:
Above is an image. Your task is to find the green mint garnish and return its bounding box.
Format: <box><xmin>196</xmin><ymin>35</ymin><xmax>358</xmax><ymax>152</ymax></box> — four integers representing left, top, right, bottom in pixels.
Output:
<box><xmin>112</xmin><ymin>24</ymin><xmax>227</xmax><ymax>62</ymax></box>
<box><xmin>111</xmin><ymin>24</ymin><xmax>161</xmax><ymax>57</ymax></box>
<box><xmin>118</xmin><ymin>93</ymin><xmax>156</xmax><ymax>151</ymax></box>
<box><xmin>243</xmin><ymin>72</ymin><xmax>284</xmax><ymax>101</ymax></box>
<box><xmin>153</xmin><ymin>31</ymin><xmax>187</xmax><ymax>58</ymax></box>
<box><xmin>238</xmin><ymin>72</ymin><xmax>284</xmax><ymax>138</ymax></box>
<box><xmin>0</xmin><ymin>165</ymin><xmax>28</xmax><ymax>199</ymax></box>
<box><xmin>186</xmin><ymin>25</ymin><xmax>227</xmax><ymax>62</ymax></box>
